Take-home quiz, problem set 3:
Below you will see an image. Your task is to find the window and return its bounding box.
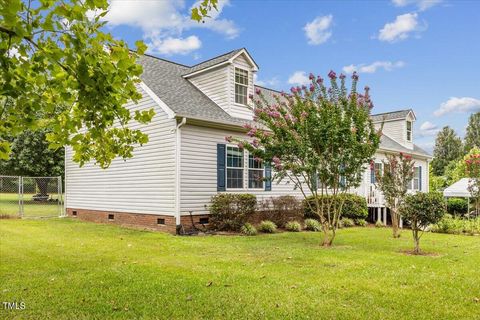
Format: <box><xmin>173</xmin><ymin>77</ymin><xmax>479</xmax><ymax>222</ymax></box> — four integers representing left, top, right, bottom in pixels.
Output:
<box><xmin>412</xmin><ymin>166</ymin><xmax>420</xmax><ymax>190</ymax></box>
<box><xmin>235</xmin><ymin>68</ymin><xmax>248</xmax><ymax>105</ymax></box>
<box><xmin>406</xmin><ymin>121</ymin><xmax>412</xmax><ymax>142</ymax></box>
<box><xmin>248</xmin><ymin>154</ymin><xmax>264</xmax><ymax>189</ymax></box>
<box><xmin>372</xmin><ymin>163</ymin><xmax>382</xmax><ymax>183</ymax></box>
<box><xmin>226</xmin><ymin>146</ymin><xmax>244</xmax><ymax>189</ymax></box>
<box><xmin>157</xmin><ymin>218</ymin><xmax>165</xmax><ymax>225</ymax></box>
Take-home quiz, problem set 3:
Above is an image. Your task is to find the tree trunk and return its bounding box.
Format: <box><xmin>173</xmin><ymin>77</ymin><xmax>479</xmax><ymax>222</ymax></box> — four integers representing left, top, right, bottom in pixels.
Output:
<box><xmin>35</xmin><ymin>178</ymin><xmax>50</xmax><ymax>196</ymax></box>
<box><xmin>412</xmin><ymin>228</ymin><xmax>421</xmax><ymax>254</ymax></box>
<box><xmin>321</xmin><ymin>225</ymin><xmax>335</xmax><ymax>247</ymax></box>
<box><xmin>391</xmin><ymin>208</ymin><xmax>401</xmax><ymax>238</ymax></box>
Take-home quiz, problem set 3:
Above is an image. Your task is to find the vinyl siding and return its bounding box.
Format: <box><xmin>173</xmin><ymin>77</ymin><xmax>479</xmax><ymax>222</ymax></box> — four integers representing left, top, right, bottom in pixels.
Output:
<box><xmin>65</xmin><ymin>87</ymin><xmax>177</xmax><ymax>215</ymax></box>
<box><xmin>189</xmin><ymin>65</ymin><xmax>231</xmax><ymax>114</ymax></box>
<box><xmin>352</xmin><ymin>152</ymin><xmax>429</xmax><ymax>206</ymax></box>
<box><xmin>179</xmin><ymin>124</ymin><xmax>305</xmax><ymax>215</ymax></box>
<box><xmin>229</xmin><ymin>54</ymin><xmax>254</xmax><ymax>120</ymax></box>
<box><xmin>374</xmin><ymin>116</ymin><xmax>414</xmax><ymax>150</ymax></box>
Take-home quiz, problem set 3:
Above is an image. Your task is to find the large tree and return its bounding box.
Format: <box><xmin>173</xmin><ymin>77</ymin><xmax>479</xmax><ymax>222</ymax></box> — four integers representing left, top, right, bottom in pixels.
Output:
<box><xmin>375</xmin><ymin>153</ymin><xmax>415</xmax><ymax>238</ymax></box>
<box><xmin>464</xmin><ymin>112</ymin><xmax>480</xmax><ymax>152</ymax></box>
<box><xmin>0</xmin><ymin>129</ymin><xmax>64</xmax><ymax>195</ymax></box>
<box><xmin>232</xmin><ymin>71</ymin><xmax>380</xmax><ymax>246</ymax></box>
<box><xmin>1</xmin><ymin>0</ymin><xmax>217</xmax><ymax>168</ymax></box>
<box><xmin>431</xmin><ymin>126</ymin><xmax>463</xmax><ymax>176</ymax></box>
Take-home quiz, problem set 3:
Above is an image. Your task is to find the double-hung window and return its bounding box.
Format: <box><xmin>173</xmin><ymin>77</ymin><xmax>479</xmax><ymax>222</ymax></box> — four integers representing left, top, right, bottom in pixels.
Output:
<box><xmin>248</xmin><ymin>154</ymin><xmax>264</xmax><ymax>189</ymax></box>
<box><xmin>412</xmin><ymin>166</ymin><xmax>420</xmax><ymax>190</ymax></box>
<box><xmin>226</xmin><ymin>146</ymin><xmax>244</xmax><ymax>189</ymax></box>
<box><xmin>235</xmin><ymin>68</ymin><xmax>248</xmax><ymax>105</ymax></box>
<box><xmin>406</xmin><ymin>121</ymin><xmax>412</xmax><ymax>142</ymax></box>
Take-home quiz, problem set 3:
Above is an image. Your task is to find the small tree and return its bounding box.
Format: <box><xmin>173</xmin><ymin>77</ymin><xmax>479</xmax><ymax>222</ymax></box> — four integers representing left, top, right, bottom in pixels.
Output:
<box><xmin>465</xmin><ymin>150</ymin><xmax>480</xmax><ymax>214</ymax></box>
<box><xmin>400</xmin><ymin>193</ymin><xmax>446</xmax><ymax>254</ymax></box>
<box><xmin>374</xmin><ymin>153</ymin><xmax>415</xmax><ymax>238</ymax></box>
<box><xmin>231</xmin><ymin>71</ymin><xmax>380</xmax><ymax>246</ymax></box>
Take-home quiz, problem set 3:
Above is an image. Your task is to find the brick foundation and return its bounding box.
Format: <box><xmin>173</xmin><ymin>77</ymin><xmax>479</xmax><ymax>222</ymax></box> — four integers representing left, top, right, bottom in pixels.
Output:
<box><xmin>66</xmin><ymin>208</ymin><xmax>212</xmax><ymax>234</ymax></box>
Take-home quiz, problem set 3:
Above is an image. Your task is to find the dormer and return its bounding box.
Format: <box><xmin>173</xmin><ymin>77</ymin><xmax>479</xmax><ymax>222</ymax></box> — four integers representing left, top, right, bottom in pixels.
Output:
<box><xmin>183</xmin><ymin>48</ymin><xmax>258</xmax><ymax>120</ymax></box>
<box><xmin>372</xmin><ymin>109</ymin><xmax>416</xmax><ymax>150</ymax></box>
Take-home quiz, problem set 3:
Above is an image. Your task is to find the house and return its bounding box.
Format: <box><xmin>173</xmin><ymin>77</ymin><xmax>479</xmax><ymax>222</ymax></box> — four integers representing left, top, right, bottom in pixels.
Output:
<box><xmin>65</xmin><ymin>48</ymin><xmax>432</xmax><ymax>232</ymax></box>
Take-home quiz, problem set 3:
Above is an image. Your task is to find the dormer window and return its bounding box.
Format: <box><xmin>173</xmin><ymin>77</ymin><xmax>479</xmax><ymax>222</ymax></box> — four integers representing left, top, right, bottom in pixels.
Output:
<box><xmin>406</xmin><ymin>121</ymin><xmax>412</xmax><ymax>142</ymax></box>
<box><xmin>235</xmin><ymin>67</ymin><xmax>248</xmax><ymax>105</ymax></box>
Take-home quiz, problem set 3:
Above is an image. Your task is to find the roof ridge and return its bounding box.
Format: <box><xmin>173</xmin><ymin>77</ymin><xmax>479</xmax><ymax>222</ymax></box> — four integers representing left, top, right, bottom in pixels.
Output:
<box><xmin>189</xmin><ymin>48</ymin><xmax>244</xmax><ymax>68</ymax></box>
<box><xmin>371</xmin><ymin>109</ymin><xmax>412</xmax><ymax>116</ymax></box>
<box><xmin>141</xmin><ymin>52</ymin><xmax>191</xmax><ymax>68</ymax></box>
<box><xmin>254</xmin><ymin>84</ymin><xmax>283</xmax><ymax>94</ymax></box>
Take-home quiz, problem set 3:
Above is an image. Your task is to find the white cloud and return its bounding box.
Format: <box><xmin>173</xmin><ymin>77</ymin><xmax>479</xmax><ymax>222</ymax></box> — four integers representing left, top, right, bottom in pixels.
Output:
<box><xmin>419</xmin><ymin>121</ymin><xmax>439</xmax><ymax>136</ymax></box>
<box><xmin>148</xmin><ymin>36</ymin><xmax>201</xmax><ymax>55</ymax></box>
<box><xmin>254</xmin><ymin>74</ymin><xmax>279</xmax><ymax>87</ymax></box>
<box><xmin>93</xmin><ymin>0</ymin><xmax>238</xmax><ymax>55</ymax></box>
<box><xmin>304</xmin><ymin>15</ymin><xmax>333</xmax><ymax>45</ymax></box>
<box><xmin>392</xmin><ymin>0</ymin><xmax>442</xmax><ymax>11</ymax></box>
<box><xmin>378</xmin><ymin>13</ymin><xmax>424</xmax><ymax>42</ymax></box>
<box><xmin>287</xmin><ymin>71</ymin><xmax>310</xmax><ymax>86</ymax></box>
<box><xmin>342</xmin><ymin>61</ymin><xmax>405</xmax><ymax>74</ymax></box>
<box><xmin>434</xmin><ymin>97</ymin><xmax>480</xmax><ymax>117</ymax></box>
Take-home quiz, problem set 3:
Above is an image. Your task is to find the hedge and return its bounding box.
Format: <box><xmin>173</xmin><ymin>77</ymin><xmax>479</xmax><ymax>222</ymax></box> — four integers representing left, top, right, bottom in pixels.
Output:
<box><xmin>209</xmin><ymin>194</ymin><xmax>257</xmax><ymax>231</ymax></box>
<box><xmin>304</xmin><ymin>193</ymin><xmax>368</xmax><ymax>220</ymax></box>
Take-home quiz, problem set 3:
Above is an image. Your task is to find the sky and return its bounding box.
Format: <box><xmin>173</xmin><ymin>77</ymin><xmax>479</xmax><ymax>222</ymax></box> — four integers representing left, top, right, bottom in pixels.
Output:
<box><xmin>101</xmin><ymin>0</ymin><xmax>480</xmax><ymax>153</ymax></box>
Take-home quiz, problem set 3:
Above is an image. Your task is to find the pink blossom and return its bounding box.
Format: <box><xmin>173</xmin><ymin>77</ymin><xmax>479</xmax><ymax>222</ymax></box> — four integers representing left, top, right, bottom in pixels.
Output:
<box><xmin>352</xmin><ymin>72</ymin><xmax>359</xmax><ymax>81</ymax></box>
<box><xmin>225</xmin><ymin>136</ymin><xmax>232</xmax><ymax>142</ymax></box>
<box><xmin>243</xmin><ymin>123</ymin><xmax>252</xmax><ymax>130</ymax></box>
<box><xmin>316</xmin><ymin>76</ymin><xmax>323</xmax><ymax>84</ymax></box>
<box><xmin>290</xmin><ymin>87</ymin><xmax>297</xmax><ymax>93</ymax></box>
<box><xmin>301</xmin><ymin>111</ymin><xmax>308</xmax><ymax>118</ymax></box>
<box><xmin>255</xmin><ymin>88</ymin><xmax>261</xmax><ymax>95</ymax></box>
<box><xmin>237</xmin><ymin>142</ymin><xmax>244</xmax><ymax>149</ymax></box>
<box><xmin>247</xmin><ymin>128</ymin><xmax>258</xmax><ymax>137</ymax></box>
<box><xmin>252</xmin><ymin>139</ymin><xmax>259</xmax><ymax>147</ymax></box>
<box><xmin>309</xmin><ymin>73</ymin><xmax>315</xmax><ymax>80</ymax></box>
<box><xmin>309</xmin><ymin>84</ymin><xmax>315</xmax><ymax>92</ymax></box>
<box><xmin>328</xmin><ymin>70</ymin><xmax>336</xmax><ymax>79</ymax></box>
<box><xmin>339</xmin><ymin>73</ymin><xmax>346</xmax><ymax>80</ymax></box>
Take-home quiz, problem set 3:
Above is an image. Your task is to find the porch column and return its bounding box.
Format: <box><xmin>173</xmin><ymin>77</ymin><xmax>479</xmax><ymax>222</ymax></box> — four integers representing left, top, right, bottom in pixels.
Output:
<box><xmin>383</xmin><ymin>207</ymin><xmax>387</xmax><ymax>226</ymax></box>
<box><xmin>376</xmin><ymin>207</ymin><xmax>381</xmax><ymax>222</ymax></box>
<box><xmin>399</xmin><ymin>216</ymin><xmax>403</xmax><ymax>229</ymax></box>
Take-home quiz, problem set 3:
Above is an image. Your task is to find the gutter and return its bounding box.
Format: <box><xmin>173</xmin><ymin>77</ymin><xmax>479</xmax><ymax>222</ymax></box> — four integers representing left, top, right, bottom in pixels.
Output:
<box><xmin>174</xmin><ymin>117</ymin><xmax>187</xmax><ymax>226</ymax></box>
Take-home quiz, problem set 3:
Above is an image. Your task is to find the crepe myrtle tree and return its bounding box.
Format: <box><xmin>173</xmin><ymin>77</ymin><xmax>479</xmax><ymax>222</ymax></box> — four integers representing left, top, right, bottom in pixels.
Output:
<box><xmin>374</xmin><ymin>152</ymin><xmax>415</xmax><ymax>238</ymax></box>
<box><xmin>229</xmin><ymin>71</ymin><xmax>380</xmax><ymax>246</ymax></box>
<box><xmin>465</xmin><ymin>151</ymin><xmax>480</xmax><ymax>214</ymax></box>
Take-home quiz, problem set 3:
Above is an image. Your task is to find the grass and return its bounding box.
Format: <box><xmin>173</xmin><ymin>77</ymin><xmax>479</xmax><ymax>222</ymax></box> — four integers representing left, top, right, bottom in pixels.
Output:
<box><xmin>0</xmin><ymin>219</ymin><xmax>479</xmax><ymax>319</ymax></box>
<box><xmin>0</xmin><ymin>193</ymin><xmax>62</xmax><ymax>217</ymax></box>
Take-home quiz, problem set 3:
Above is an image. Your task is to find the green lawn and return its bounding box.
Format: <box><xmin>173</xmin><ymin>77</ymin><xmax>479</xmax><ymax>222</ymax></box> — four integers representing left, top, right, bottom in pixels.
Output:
<box><xmin>0</xmin><ymin>193</ymin><xmax>62</xmax><ymax>217</ymax></box>
<box><xmin>0</xmin><ymin>219</ymin><xmax>479</xmax><ymax>319</ymax></box>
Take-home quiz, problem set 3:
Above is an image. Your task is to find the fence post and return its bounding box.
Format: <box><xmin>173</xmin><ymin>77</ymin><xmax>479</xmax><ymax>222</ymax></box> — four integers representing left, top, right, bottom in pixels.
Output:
<box><xmin>19</xmin><ymin>176</ymin><xmax>24</xmax><ymax>217</ymax></box>
<box><xmin>58</xmin><ymin>176</ymin><xmax>64</xmax><ymax>217</ymax></box>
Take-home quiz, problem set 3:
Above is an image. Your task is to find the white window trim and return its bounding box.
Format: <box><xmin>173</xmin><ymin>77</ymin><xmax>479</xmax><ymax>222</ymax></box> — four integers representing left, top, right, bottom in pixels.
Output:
<box><xmin>408</xmin><ymin>166</ymin><xmax>420</xmax><ymax>191</ymax></box>
<box><xmin>234</xmin><ymin>67</ymin><xmax>249</xmax><ymax>106</ymax></box>
<box><xmin>247</xmin><ymin>153</ymin><xmax>264</xmax><ymax>190</ymax></box>
<box><xmin>406</xmin><ymin>120</ymin><xmax>412</xmax><ymax>142</ymax></box>
<box><xmin>225</xmin><ymin>145</ymin><xmax>244</xmax><ymax>191</ymax></box>
<box><xmin>224</xmin><ymin>146</ymin><xmax>265</xmax><ymax>191</ymax></box>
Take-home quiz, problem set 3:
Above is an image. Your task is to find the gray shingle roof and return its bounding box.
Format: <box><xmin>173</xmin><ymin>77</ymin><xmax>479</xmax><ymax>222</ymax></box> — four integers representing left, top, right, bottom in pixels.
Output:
<box><xmin>371</xmin><ymin>109</ymin><xmax>413</xmax><ymax>122</ymax></box>
<box><xmin>139</xmin><ymin>52</ymin><xmax>429</xmax><ymax>157</ymax></box>
<box><xmin>184</xmin><ymin>48</ymin><xmax>243</xmax><ymax>75</ymax></box>
<box><xmin>139</xmin><ymin>54</ymin><xmax>244</xmax><ymax>125</ymax></box>
<box><xmin>380</xmin><ymin>134</ymin><xmax>431</xmax><ymax>157</ymax></box>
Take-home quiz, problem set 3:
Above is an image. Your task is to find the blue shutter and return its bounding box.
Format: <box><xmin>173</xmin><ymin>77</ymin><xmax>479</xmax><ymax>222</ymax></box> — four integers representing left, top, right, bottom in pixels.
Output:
<box><xmin>371</xmin><ymin>166</ymin><xmax>375</xmax><ymax>184</ymax></box>
<box><xmin>418</xmin><ymin>166</ymin><xmax>422</xmax><ymax>191</ymax></box>
<box><xmin>264</xmin><ymin>163</ymin><xmax>272</xmax><ymax>191</ymax></box>
<box><xmin>217</xmin><ymin>144</ymin><xmax>226</xmax><ymax>191</ymax></box>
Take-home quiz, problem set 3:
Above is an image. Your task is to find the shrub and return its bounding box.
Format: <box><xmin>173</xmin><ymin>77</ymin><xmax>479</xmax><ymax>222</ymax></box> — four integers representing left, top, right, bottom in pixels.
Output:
<box><xmin>375</xmin><ymin>220</ymin><xmax>384</xmax><ymax>228</ymax></box>
<box><xmin>431</xmin><ymin>215</ymin><xmax>480</xmax><ymax>235</ymax></box>
<box><xmin>304</xmin><ymin>218</ymin><xmax>321</xmax><ymax>231</ymax></box>
<box><xmin>304</xmin><ymin>194</ymin><xmax>368</xmax><ymax>220</ymax></box>
<box><xmin>209</xmin><ymin>194</ymin><xmax>257</xmax><ymax>231</ymax></box>
<box><xmin>355</xmin><ymin>218</ymin><xmax>367</xmax><ymax>227</ymax></box>
<box><xmin>285</xmin><ymin>221</ymin><xmax>301</xmax><ymax>232</ymax></box>
<box><xmin>240</xmin><ymin>223</ymin><xmax>258</xmax><ymax>236</ymax></box>
<box><xmin>341</xmin><ymin>218</ymin><xmax>355</xmax><ymax>228</ymax></box>
<box><xmin>258</xmin><ymin>220</ymin><xmax>277</xmax><ymax>233</ymax></box>
<box><xmin>258</xmin><ymin>196</ymin><xmax>303</xmax><ymax>227</ymax></box>
<box><xmin>400</xmin><ymin>192</ymin><xmax>446</xmax><ymax>254</ymax></box>
<box><xmin>447</xmin><ymin>198</ymin><xmax>468</xmax><ymax>216</ymax></box>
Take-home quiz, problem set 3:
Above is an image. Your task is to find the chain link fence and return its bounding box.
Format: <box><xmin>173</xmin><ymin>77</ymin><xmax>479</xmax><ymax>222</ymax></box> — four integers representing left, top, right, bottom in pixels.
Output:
<box><xmin>0</xmin><ymin>176</ymin><xmax>64</xmax><ymax>218</ymax></box>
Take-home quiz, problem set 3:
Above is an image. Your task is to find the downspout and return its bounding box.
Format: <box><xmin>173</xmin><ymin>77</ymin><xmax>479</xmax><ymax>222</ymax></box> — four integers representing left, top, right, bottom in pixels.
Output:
<box><xmin>175</xmin><ymin>117</ymin><xmax>187</xmax><ymax>227</ymax></box>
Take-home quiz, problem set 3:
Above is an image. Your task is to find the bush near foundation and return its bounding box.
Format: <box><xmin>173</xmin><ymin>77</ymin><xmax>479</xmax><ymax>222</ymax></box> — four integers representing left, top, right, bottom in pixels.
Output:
<box><xmin>304</xmin><ymin>194</ymin><xmax>368</xmax><ymax>220</ymax></box>
<box><xmin>209</xmin><ymin>194</ymin><xmax>257</xmax><ymax>231</ymax></box>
